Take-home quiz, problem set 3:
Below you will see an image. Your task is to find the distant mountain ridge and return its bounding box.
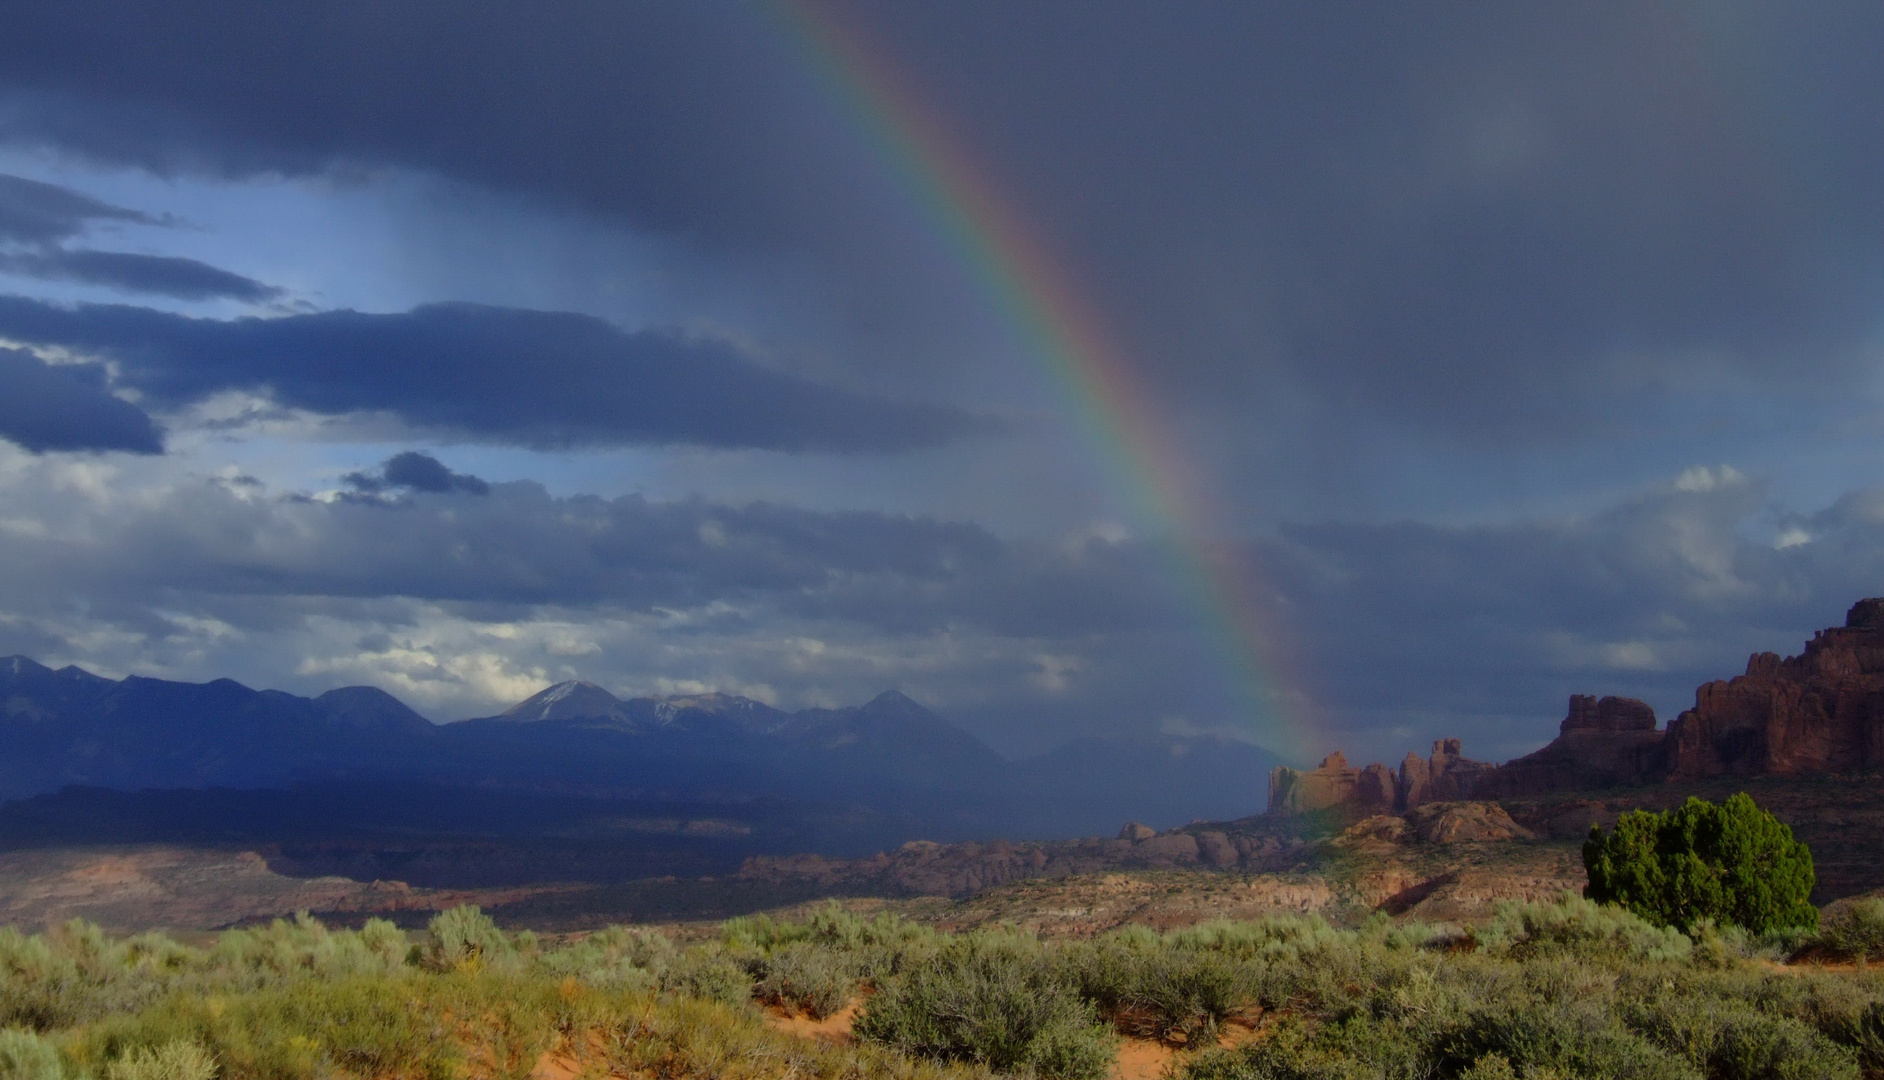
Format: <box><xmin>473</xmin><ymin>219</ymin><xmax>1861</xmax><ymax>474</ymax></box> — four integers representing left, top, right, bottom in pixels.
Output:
<box><xmin>0</xmin><ymin>656</ymin><xmax>1277</xmax><ymax>839</ymax></box>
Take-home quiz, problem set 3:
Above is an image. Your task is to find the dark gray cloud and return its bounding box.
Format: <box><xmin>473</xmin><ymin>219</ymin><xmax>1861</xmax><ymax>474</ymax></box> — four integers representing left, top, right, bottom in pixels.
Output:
<box><xmin>0</xmin><ymin>4</ymin><xmax>849</xmax><ymax>247</ymax></box>
<box><xmin>0</xmin><ymin>297</ymin><xmax>992</xmax><ymax>452</ymax></box>
<box><xmin>345</xmin><ymin>452</ymin><xmax>490</xmax><ymax>496</ymax></box>
<box><xmin>0</xmin><ymin>172</ymin><xmax>159</xmax><ymax>244</ymax></box>
<box><xmin>1</xmin><ymin>2</ymin><xmax>1879</xmax><ymax>457</ymax></box>
<box><xmin>0</xmin><ymin>249</ymin><xmax>281</xmax><ymax>301</ymax></box>
<box><xmin>4</xmin><ymin>4</ymin><xmax>1884</xmax><ymax>759</ymax></box>
<box><xmin>0</xmin><ymin>173</ymin><xmax>280</xmax><ymax>302</ymax></box>
<box><xmin>0</xmin><ymin>346</ymin><xmax>161</xmax><ymax>453</ymax></box>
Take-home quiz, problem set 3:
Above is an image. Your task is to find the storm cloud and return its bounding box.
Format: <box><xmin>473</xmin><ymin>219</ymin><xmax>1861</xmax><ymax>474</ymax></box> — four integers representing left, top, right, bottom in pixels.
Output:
<box><xmin>345</xmin><ymin>452</ymin><xmax>490</xmax><ymax>496</ymax></box>
<box><xmin>0</xmin><ymin>172</ymin><xmax>159</xmax><ymax>244</ymax></box>
<box><xmin>0</xmin><ymin>5</ymin><xmax>1882</xmax><ymax>763</ymax></box>
<box><xmin>0</xmin><ymin>347</ymin><xmax>161</xmax><ymax>453</ymax></box>
<box><xmin>0</xmin><ymin>172</ymin><xmax>279</xmax><ymax>301</ymax></box>
<box><xmin>0</xmin><ymin>249</ymin><xmax>281</xmax><ymax>301</ymax></box>
<box><xmin>0</xmin><ymin>3</ymin><xmax>1878</xmax><ymax>455</ymax></box>
<box><xmin>0</xmin><ymin>297</ymin><xmax>993</xmax><ymax>452</ymax></box>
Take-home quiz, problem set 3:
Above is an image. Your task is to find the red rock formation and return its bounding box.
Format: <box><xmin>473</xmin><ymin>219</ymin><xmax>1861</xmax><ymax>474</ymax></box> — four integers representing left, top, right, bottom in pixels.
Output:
<box><xmin>1268</xmin><ymin>599</ymin><xmax>1884</xmax><ymax>815</ymax></box>
<box><xmin>1267</xmin><ymin>751</ymin><xmax>1361</xmax><ymax>813</ymax></box>
<box><xmin>1665</xmin><ymin>599</ymin><xmax>1884</xmax><ymax>777</ymax></box>
<box><xmin>1269</xmin><ymin>741</ymin><xmax>1494</xmax><ymax>815</ymax></box>
<box><xmin>1471</xmin><ymin>695</ymin><xmax>1666</xmax><ymax>798</ymax></box>
<box><xmin>1417</xmin><ymin>738</ymin><xmax>1497</xmax><ymax>803</ymax></box>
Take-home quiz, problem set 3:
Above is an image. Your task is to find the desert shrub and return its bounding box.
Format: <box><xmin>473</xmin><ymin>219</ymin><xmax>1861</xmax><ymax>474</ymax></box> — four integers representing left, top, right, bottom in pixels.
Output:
<box><xmin>1182</xmin><ymin>1016</ymin><xmax>1390</xmax><ymax>1080</ymax></box>
<box><xmin>1477</xmin><ymin>893</ymin><xmax>1693</xmax><ymax>965</ymax></box>
<box><xmin>0</xmin><ymin>932</ymin><xmax>84</xmax><ymax>1032</ymax></box>
<box><xmin>420</xmin><ymin>905</ymin><xmax>511</xmax><ymax>972</ymax></box>
<box><xmin>1166</xmin><ymin>916</ymin><xmax>1345</xmax><ymax>963</ymax></box>
<box><xmin>1378</xmin><ymin>919</ymin><xmax>1461</xmax><ymax>952</ymax></box>
<box><xmin>105</xmin><ymin>1040</ymin><xmax>216</xmax><ymax>1080</ymax></box>
<box><xmin>0</xmin><ymin>1028</ymin><xmax>63</xmax><ymax>1080</ymax></box>
<box><xmin>1713</xmin><ymin>968</ymin><xmax>1884</xmax><ymax>1069</ymax></box>
<box><xmin>210</xmin><ymin>913</ymin><xmax>408</xmax><ymax>984</ymax></box>
<box><xmin>1434</xmin><ymin>997</ymin><xmax>1700</xmax><ymax>1080</ymax></box>
<box><xmin>1815</xmin><ymin>898</ymin><xmax>1884</xmax><ymax>963</ymax></box>
<box><xmin>750</xmin><ymin>941</ymin><xmax>861</xmax><ymax>1019</ymax></box>
<box><xmin>857</xmin><ymin>934</ymin><xmax>1115</xmax><ymax>1079</ymax></box>
<box><xmin>598</xmin><ymin>991</ymin><xmax>991</xmax><ymax>1080</ymax></box>
<box><xmin>1454</xmin><ymin>1056</ymin><xmax>1518</xmax><ymax>1080</ymax></box>
<box><xmin>535</xmin><ymin>927</ymin><xmax>666</xmax><ymax>994</ymax></box>
<box><xmin>70</xmin><ymin>975</ymin><xmax>456</xmax><ymax>1080</ymax></box>
<box><xmin>1708</xmin><ymin>1012</ymin><xmax>1859</xmax><ymax>1080</ymax></box>
<box><xmin>1754</xmin><ymin>923</ymin><xmax>1818</xmax><ymax>961</ymax></box>
<box><xmin>1827</xmin><ymin>1000</ymin><xmax>1884</xmax><ymax>1071</ymax></box>
<box><xmin>661</xmin><ymin>945</ymin><xmax>756</xmax><ymax>1007</ymax></box>
<box><xmin>725</xmin><ymin>903</ymin><xmax>938</xmax><ymax>983</ymax></box>
<box><xmin>1056</xmin><ymin>931</ymin><xmax>1256</xmax><ymax>1041</ymax></box>
<box><xmin>1584</xmin><ymin>793</ymin><xmax>1817</xmax><ymax>934</ymax></box>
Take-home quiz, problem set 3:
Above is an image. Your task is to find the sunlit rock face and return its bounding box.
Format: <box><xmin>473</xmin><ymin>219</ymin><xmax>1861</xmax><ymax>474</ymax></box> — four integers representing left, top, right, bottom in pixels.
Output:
<box><xmin>1666</xmin><ymin>598</ymin><xmax>1884</xmax><ymax>777</ymax></box>
<box><xmin>1266</xmin><ymin>751</ymin><xmax>1361</xmax><ymax>814</ymax></box>
<box><xmin>1267</xmin><ymin>597</ymin><xmax>1884</xmax><ymax>816</ymax></box>
<box><xmin>1267</xmin><ymin>740</ymin><xmax>1494</xmax><ymax>815</ymax></box>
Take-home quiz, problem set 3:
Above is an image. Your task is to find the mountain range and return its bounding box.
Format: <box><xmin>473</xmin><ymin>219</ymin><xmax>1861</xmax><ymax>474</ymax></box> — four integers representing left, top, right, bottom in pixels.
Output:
<box><xmin>0</xmin><ymin>657</ymin><xmax>1278</xmax><ymax>847</ymax></box>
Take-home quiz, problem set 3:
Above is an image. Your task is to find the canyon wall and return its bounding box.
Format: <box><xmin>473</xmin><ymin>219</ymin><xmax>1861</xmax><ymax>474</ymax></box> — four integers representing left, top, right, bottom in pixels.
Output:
<box><xmin>1268</xmin><ymin>598</ymin><xmax>1884</xmax><ymax>815</ymax></box>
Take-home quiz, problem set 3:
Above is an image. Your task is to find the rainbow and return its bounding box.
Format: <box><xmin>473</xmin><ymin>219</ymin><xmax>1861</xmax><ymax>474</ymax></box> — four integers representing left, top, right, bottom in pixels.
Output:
<box><xmin>764</xmin><ymin>1</ymin><xmax>1314</xmax><ymax>762</ymax></box>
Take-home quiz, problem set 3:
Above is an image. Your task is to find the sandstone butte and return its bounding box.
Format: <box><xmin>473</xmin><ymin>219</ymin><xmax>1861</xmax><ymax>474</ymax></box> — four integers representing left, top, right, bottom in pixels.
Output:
<box><xmin>1268</xmin><ymin>597</ymin><xmax>1884</xmax><ymax>815</ymax></box>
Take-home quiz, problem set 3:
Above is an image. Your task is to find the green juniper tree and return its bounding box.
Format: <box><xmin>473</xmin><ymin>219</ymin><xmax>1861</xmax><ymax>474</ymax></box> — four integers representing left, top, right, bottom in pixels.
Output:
<box><xmin>1584</xmin><ymin>793</ymin><xmax>1817</xmax><ymax>933</ymax></box>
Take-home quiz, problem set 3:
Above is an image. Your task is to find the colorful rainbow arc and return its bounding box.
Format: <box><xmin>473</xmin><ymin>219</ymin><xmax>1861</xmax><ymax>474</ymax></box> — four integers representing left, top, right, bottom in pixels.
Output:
<box><xmin>765</xmin><ymin>0</ymin><xmax>1311</xmax><ymax>762</ymax></box>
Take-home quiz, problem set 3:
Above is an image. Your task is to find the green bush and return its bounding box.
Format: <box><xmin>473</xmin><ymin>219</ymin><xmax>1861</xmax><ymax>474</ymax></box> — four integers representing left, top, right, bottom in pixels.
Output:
<box><xmin>1584</xmin><ymin>793</ymin><xmax>1817</xmax><ymax>933</ymax></box>
<box><xmin>71</xmin><ymin>976</ymin><xmax>457</xmax><ymax>1080</ymax></box>
<box><xmin>1815</xmin><ymin>898</ymin><xmax>1884</xmax><ymax>963</ymax></box>
<box><xmin>534</xmin><ymin>925</ymin><xmax>670</xmax><ymax>993</ymax></box>
<box><xmin>420</xmin><ymin>905</ymin><xmax>511</xmax><ymax>972</ymax></box>
<box><xmin>1478</xmin><ymin>893</ymin><xmax>1693</xmax><ymax>964</ymax></box>
<box><xmin>1056</xmin><ymin>933</ymin><xmax>1254</xmax><ymax>1041</ymax></box>
<box><xmin>1708</xmin><ymin>1012</ymin><xmax>1858</xmax><ymax>1080</ymax></box>
<box><xmin>105</xmin><ymin>1040</ymin><xmax>216</xmax><ymax>1080</ymax></box>
<box><xmin>857</xmin><ymin>935</ymin><xmax>1115</xmax><ymax>1079</ymax></box>
<box><xmin>660</xmin><ymin>946</ymin><xmax>755</xmax><ymax>1007</ymax></box>
<box><xmin>1435</xmin><ymin>998</ymin><xmax>1699</xmax><ymax>1080</ymax></box>
<box><xmin>0</xmin><ymin>1028</ymin><xmax>63</xmax><ymax>1080</ymax></box>
<box><xmin>751</xmin><ymin>941</ymin><xmax>861</xmax><ymax>1019</ymax></box>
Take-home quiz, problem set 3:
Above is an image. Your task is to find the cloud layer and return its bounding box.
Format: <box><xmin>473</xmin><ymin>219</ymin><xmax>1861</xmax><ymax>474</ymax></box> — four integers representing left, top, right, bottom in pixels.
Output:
<box><xmin>0</xmin><ymin>347</ymin><xmax>161</xmax><ymax>453</ymax></box>
<box><xmin>0</xmin><ymin>173</ymin><xmax>278</xmax><ymax>301</ymax></box>
<box><xmin>0</xmin><ymin>446</ymin><xmax>1876</xmax><ymax>762</ymax></box>
<box><xmin>0</xmin><ymin>298</ymin><xmax>993</xmax><ymax>453</ymax></box>
<box><xmin>0</xmin><ymin>6</ymin><xmax>1880</xmax><ymax>769</ymax></box>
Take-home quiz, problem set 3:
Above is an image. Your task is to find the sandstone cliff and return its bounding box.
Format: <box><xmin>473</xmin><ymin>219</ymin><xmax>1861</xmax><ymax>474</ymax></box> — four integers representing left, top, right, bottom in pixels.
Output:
<box><xmin>1664</xmin><ymin>598</ymin><xmax>1884</xmax><ymax>777</ymax></box>
<box><xmin>1470</xmin><ymin>694</ymin><xmax>1665</xmax><ymax>799</ymax></box>
<box><xmin>1268</xmin><ymin>739</ymin><xmax>1495</xmax><ymax>814</ymax></box>
<box><xmin>1269</xmin><ymin>598</ymin><xmax>1884</xmax><ymax>816</ymax></box>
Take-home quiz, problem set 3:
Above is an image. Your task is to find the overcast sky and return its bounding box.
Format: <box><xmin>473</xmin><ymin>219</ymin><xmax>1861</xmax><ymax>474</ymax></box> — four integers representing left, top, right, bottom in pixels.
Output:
<box><xmin>1</xmin><ymin>1</ymin><xmax>1881</xmax><ymax>765</ymax></box>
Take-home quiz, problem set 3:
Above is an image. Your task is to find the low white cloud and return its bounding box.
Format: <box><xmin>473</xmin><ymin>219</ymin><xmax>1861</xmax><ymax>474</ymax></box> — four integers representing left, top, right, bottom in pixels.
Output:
<box><xmin>1674</xmin><ymin>465</ymin><xmax>1746</xmax><ymax>493</ymax></box>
